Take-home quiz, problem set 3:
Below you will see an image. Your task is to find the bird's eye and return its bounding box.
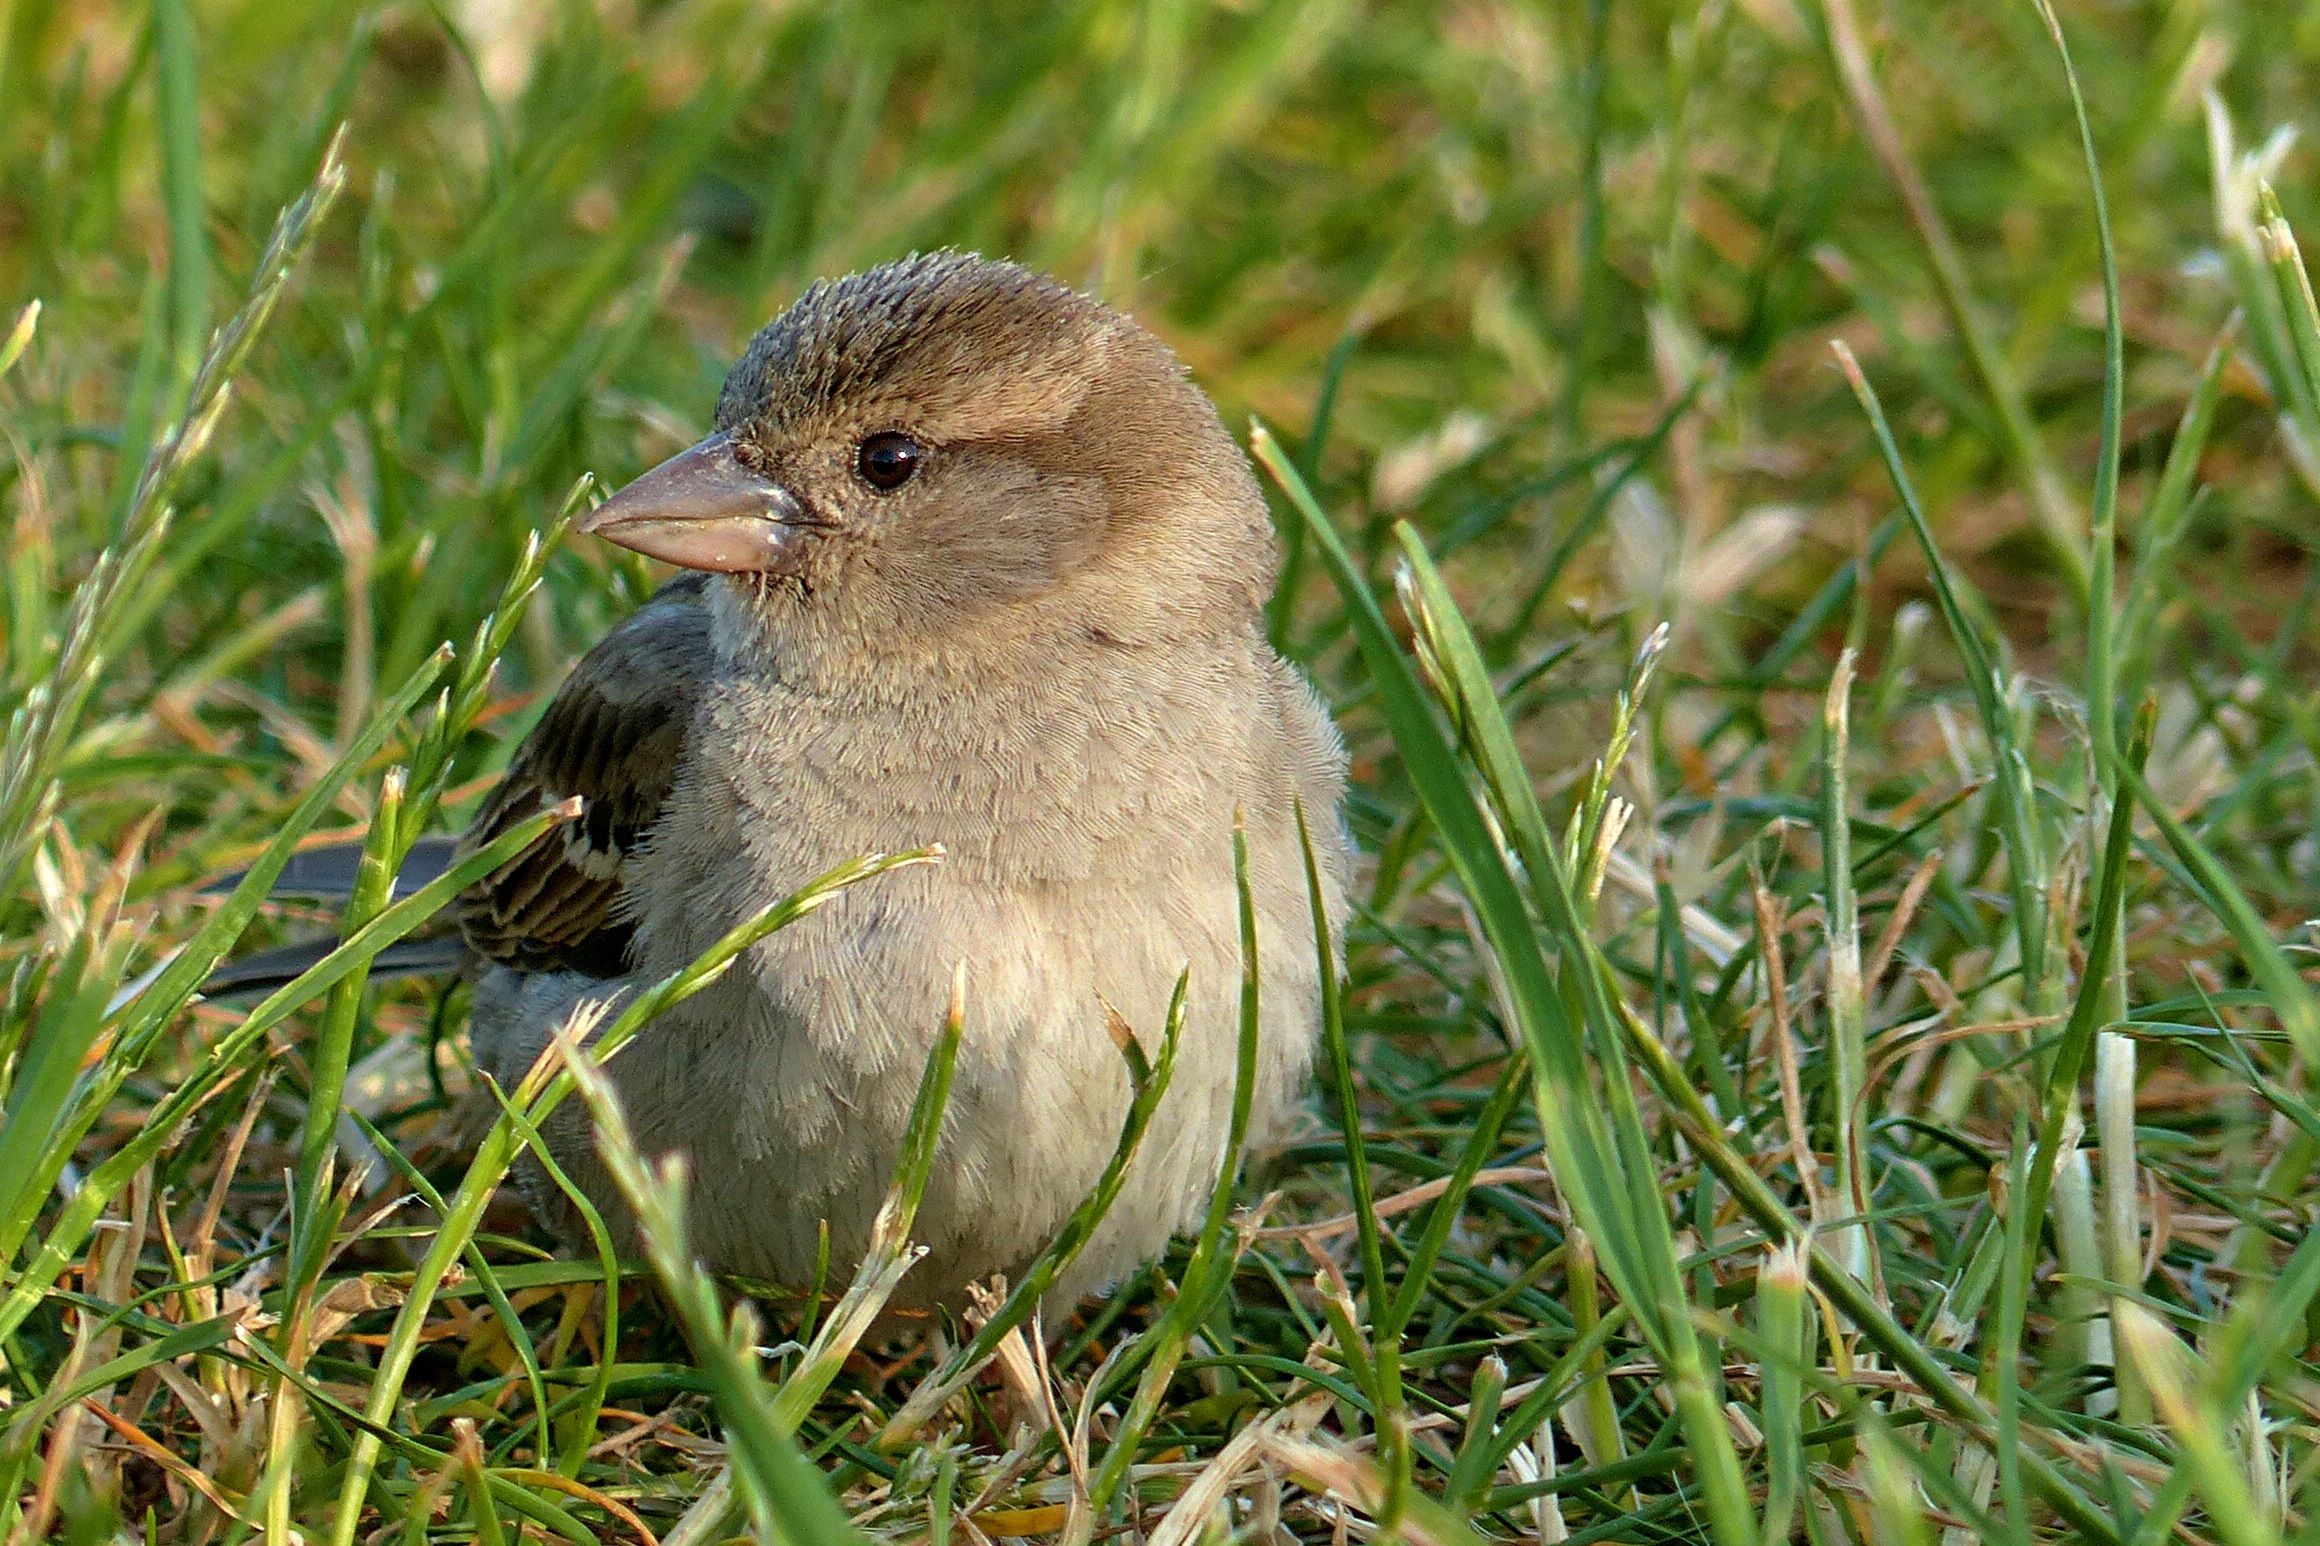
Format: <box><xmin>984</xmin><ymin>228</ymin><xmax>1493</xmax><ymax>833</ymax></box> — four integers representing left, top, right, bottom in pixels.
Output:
<box><xmin>856</xmin><ymin>432</ymin><xmax>922</xmax><ymax>492</ymax></box>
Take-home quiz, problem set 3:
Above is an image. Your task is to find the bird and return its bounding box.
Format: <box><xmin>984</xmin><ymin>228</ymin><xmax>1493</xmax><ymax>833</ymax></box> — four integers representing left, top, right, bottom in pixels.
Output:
<box><xmin>220</xmin><ymin>252</ymin><xmax>1351</xmax><ymax>1317</ymax></box>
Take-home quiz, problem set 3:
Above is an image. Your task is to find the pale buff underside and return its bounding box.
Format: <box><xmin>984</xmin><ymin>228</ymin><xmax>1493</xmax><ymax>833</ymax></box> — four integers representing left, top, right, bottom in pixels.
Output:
<box><xmin>471</xmin><ymin>591</ymin><xmax>1349</xmax><ymax>1315</ymax></box>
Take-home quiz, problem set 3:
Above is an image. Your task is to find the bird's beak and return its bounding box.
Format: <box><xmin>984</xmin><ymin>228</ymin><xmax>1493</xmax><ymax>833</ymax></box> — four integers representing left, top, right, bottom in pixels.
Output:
<box><xmin>579</xmin><ymin>431</ymin><xmax>808</xmax><ymax>575</ymax></box>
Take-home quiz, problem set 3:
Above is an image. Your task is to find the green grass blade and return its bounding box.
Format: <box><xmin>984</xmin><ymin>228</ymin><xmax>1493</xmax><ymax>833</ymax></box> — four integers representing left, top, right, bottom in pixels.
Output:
<box><xmin>771</xmin><ymin>984</ymin><xmax>962</xmax><ymax>1432</ymax></box>
<box><xmin>1820</xmin><ymin>650</ymin><xmax>1872</xmax><ymax>1290</ymax></box>
<box><xmin>1078</xmin><ymin>820</ymin><xmax>1273</xmax><ymax>1527</ymax></box>
<box><xmin>1832</xmin><ymin>339</ymin><xmax>2053</xmax><ymax>1002</ymax></box>
<box><xmin>152</xmin><ymin>0</ymin><xmax>207</xmax><ymax>387</ymax></box>
<box><xmin>2120</xmin><ymin>317</ymin><xmax>2236</xmax><ymax>703</ymax></box>
<box><xmin>0</xmin><ymin>773</ymin><xmax>558</xmax><ymax>1347</ymax></box>
<box><xmin>1816</xmin><ymin>0</ymin><xmax>2088</xmax><ymax>600</ymax></box>
<box><xmin>2257</xmin><ymin>186</ymin><xmax>2320</xmax><ymax>432</ymax></box>
<box><xmin>880</xmin><ymin>970</ymin><xmax>1185</xmax><ymax>1449</ymax></box>
<box><xmin>0</xmin><ymin>299</ymin><xmax>36</xmax><ymax>382</ymax></box>
<box><xmin>1258</xmin><ymin>425</ymin><xmax>1757</xmax><ymax>1546</ymax></box>
<box><xmin>2115</xmin><ymin>1303</ymin><xmax>2282</xmax><ymax>1546</ymax></box>
<box><xmin>560</xmin><ymin>1027</ymin><xmax>868</xmax><ymax>1546</ymax></box>
<box><xmin>1755</xmin><ymin>1240</ymin><xmax>1810</xmax><ymax>1546</ymax></box>
<box><xmin>1610</xmin><ymin>996</ymin><xmax>2125</xmax><ymax>1543</ymax></box>
<box><xmin>324</xmin><ymin>848</ymin><xmax>934</xmax><ymax>1546</ymax></box>
<box><xmin>2114</xmin><ymin>755</ymin><xmax>2320</xmax><ymax>1071</ymax></box>
<box><xmin>1301</xmin><ymin>799</ymin><xmax>1388</xmax><ymax>1320</ymax></box>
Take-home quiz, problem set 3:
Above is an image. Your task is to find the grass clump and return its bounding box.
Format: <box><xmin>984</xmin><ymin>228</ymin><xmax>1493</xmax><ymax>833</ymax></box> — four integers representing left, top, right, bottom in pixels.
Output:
<box><xmin>3</xmin><ymin>2</ymin><xmax>2320</xmax><ymax>1543</ymax></box>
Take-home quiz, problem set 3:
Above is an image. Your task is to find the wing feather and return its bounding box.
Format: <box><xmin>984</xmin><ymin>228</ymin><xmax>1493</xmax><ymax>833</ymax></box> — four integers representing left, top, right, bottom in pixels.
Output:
<box><xmin>456</xmin><ymin>573</ymin><xmax>713</xmax><ymax>975</ymax></box>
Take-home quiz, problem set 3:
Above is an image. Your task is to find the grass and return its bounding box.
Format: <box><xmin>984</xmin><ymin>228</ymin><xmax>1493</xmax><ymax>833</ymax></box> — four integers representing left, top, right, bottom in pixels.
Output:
<box><xmin>2</xmin><ymin>0</ymin><xmax>2318</xmax><ymax>1542</ymax></box>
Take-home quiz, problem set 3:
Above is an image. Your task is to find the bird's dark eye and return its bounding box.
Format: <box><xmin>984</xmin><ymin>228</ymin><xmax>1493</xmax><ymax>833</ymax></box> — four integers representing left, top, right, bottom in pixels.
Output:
<box><xmin>856</xmin><ymin>432</ymin><xmax>922</xmax><ymax>492</ymax></box>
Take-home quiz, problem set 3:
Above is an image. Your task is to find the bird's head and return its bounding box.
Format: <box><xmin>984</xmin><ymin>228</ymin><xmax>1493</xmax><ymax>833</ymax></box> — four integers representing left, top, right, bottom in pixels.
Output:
<box><xmin>581</xmin><ymin>253</ymin><xmax>1277</xmax><ymax>660</ymax></box>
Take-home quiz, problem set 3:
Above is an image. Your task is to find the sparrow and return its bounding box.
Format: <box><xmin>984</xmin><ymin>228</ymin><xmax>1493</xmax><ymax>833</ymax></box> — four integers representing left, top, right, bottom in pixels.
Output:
<box><xmin>320</xmin><ymin>252</ymin><xmax>1349</xmax><ymax>1314</ymax></box>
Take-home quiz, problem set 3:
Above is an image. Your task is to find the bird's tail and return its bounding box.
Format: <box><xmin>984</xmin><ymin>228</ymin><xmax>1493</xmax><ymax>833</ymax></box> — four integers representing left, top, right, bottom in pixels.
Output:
<box><xmin>198</xmin><ymin>832</ymin><xmax>462</xmax><ymax>902</ymax></box>
<box><xmin>197</xmin><ymin>834</ymin><xmax>471</xmax><ymax>997</ymax></box>
<box><xmin>200</xmin><ymin>933</ymin><xmax>472</xmax><ymax>997</ymax></box>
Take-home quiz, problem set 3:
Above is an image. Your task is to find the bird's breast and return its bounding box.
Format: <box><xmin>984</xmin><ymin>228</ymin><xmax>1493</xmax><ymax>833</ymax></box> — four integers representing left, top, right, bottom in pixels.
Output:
<box><xmin>592</xmin><ymin>641</ymin><xmax>1344</xmax><ymax>1297</ymax></box>
<box><xmin>622</xmin><ymin>647</ymin><xmax>1310</xmax><ymax>1063</ymax></box>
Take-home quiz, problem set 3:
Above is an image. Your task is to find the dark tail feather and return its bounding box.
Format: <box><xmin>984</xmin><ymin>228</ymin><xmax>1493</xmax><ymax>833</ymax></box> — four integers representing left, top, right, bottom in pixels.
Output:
<box><xmin>198</xmin><ymin>832</ymin><xmax>462</xmax><ymax>902</ymax></box>
<box><xmin>199</xmin><ymin>933</ymin><xmax>471</xmax><ymax>998</ymax></box>
<box><xmin>196</xmin><ymin>833</ymin><xmax>470</xmax><ymax>996</ymax></box>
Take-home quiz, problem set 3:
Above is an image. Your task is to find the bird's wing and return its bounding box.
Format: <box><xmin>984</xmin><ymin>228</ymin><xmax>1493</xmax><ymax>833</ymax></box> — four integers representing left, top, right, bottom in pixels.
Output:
<box><xmin>456</xmin><ymin>572</ymin><xmax>715</xmax><ymax>976</ymax></box>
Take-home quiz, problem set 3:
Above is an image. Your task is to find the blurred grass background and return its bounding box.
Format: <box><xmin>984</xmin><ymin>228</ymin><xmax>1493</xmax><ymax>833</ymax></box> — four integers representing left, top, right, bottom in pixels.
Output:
<box><xmin>4</xmin><ymin>0</ymin><xmax>2320</xmax><ymax>1542</ymax></box>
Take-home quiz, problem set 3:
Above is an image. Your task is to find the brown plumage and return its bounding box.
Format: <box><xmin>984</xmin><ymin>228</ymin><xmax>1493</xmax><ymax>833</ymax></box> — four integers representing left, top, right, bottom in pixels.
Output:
<box><xmin>456</xmin><ymin>573</ymin><xmax>712</xmax><ymax>974</ymax></box>
<box><xmin>445</xmin><ymin>252</ymin><xmax>1347</xmax><ymax>1315</ymax></box>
